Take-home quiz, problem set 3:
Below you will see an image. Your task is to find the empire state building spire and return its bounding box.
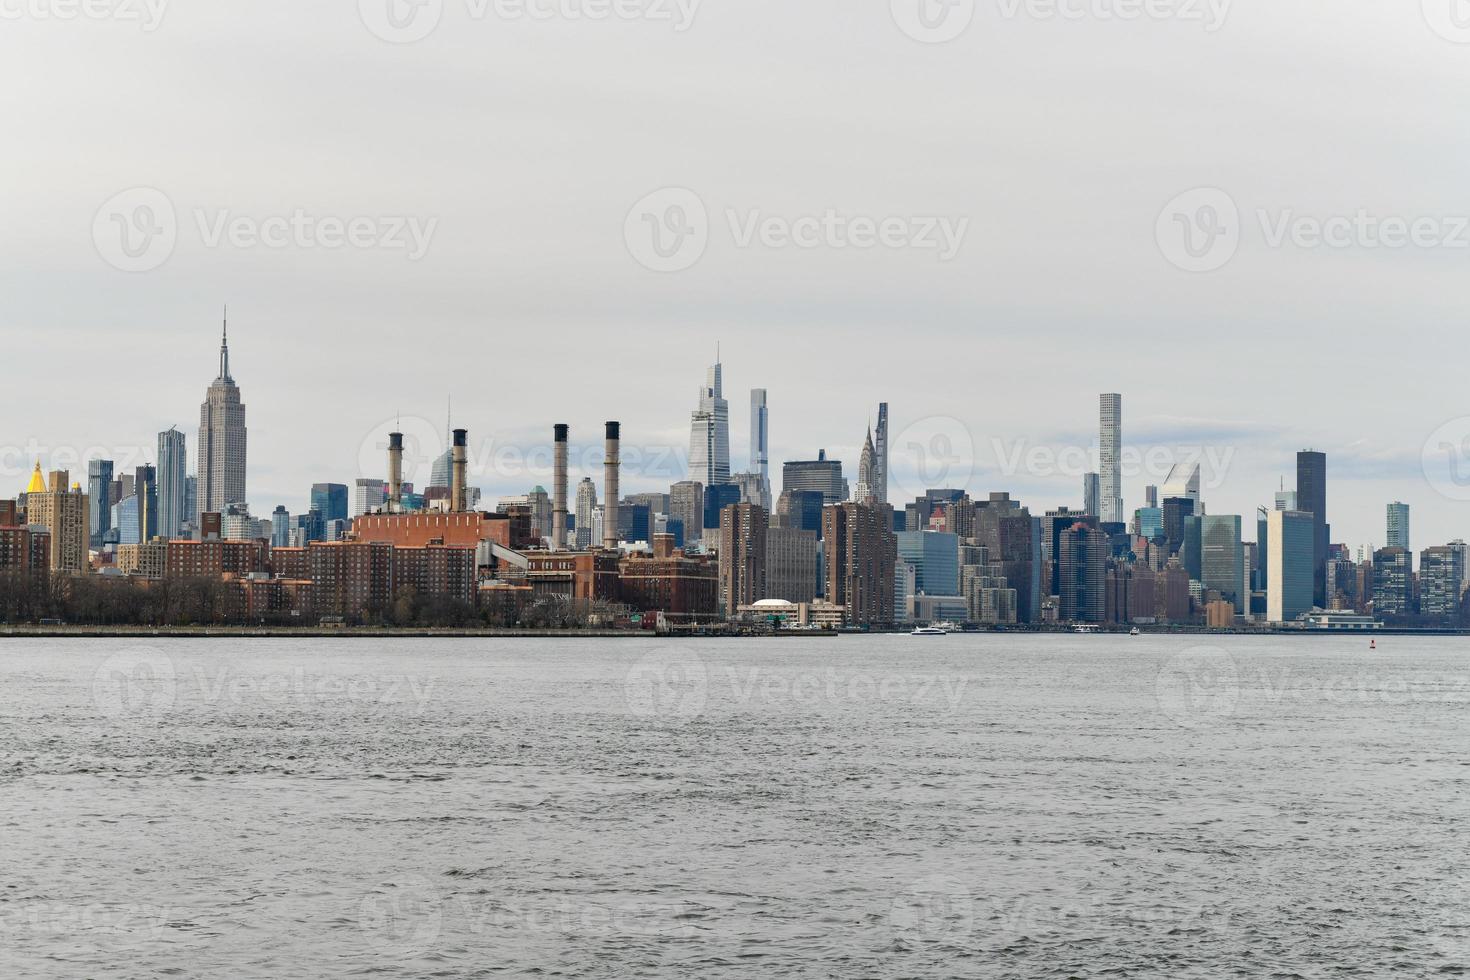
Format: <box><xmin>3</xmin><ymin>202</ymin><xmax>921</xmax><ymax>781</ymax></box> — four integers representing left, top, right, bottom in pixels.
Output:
<box><xmin>217</xmin><ymin>305</ymin><xmax>233</xmax><ymax>383</ymax></box>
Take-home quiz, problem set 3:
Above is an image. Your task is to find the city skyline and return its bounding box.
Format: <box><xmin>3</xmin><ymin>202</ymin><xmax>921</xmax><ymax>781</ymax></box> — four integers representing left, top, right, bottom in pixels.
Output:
<box><xmin>4</xmin><ymin>319</ymin><xmax>1466</xmax><ymax>553</ymax></box>
<box><xmin>7</xmin><ymin>3</ymin><xmax>1468</xmax><ymax>554</ymax></box>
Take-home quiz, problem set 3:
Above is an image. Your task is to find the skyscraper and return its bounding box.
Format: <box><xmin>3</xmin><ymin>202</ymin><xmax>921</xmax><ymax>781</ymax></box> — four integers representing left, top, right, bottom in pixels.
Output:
<box><xmin>1420</xmin><ymin>546</ymin><xmax>1464</xmax><ymax>620</ymax></box>
<box><xmin>1296</xmin><ymin>451</ymin><xmax>1328</xmax><ymax>607</ymax></box>
<box><xmin>310</xmin><ymin>483</ymin><xmax>349</xmax><ymax>526</ymax></box>
<box><xmin>198</xmin><ymin>313</ymin><xmax>247</xmax><ymax>516</ymax></box>
<box><xmin>718</xmin><ymin>502</ymin><xmax>767</xmax><ymax>615</ymax></box>
<box><xmin>271</xmin><ymin>505</ymin><xmax>291</xmax><ymax>548</ymax></box>
<box><xmin>896</xmin><ymin>530</ymin><xmax>960</xmax><ymax>596</ymax></box>
<box><xmin>575</xmin><ymin>478</ymin><xmax>598</xmax><ymax>550</ymax></box>
<box><xmin>86</xmin><ymin>458</ymin><xmax>112</xmax><ymax>547</ymax></box>
<box><xmin>1057</xmin><ymin>521</ymin><xmax>1107</xmax><ymax>623</ymax></box>
<box><xmin>1386</xmin><ymin>501</ymin><xmax>1410</xmax><ymax>551</ymax></box>
<box><xmin>134</xmin><ymin>465</ymin><xmax>157</xmax><ymax>543</ymax></box>
<box><xmin>750</xmin><ymin>388</ymin><xmax>769</xmax><ymax>500</ymax></box>
<box><xmin>157</xmin><ymin>427</ymin><xmax>187</xmax><ymax>540</ymax></box>
<box><xmin>1200</xmin><ymin>514</ymin><xmax>1244</xmax><ymax>614</ymax></box>
<box><xmin>1161</xmin><ymin>461</ymin><xmax>1200</xmax><ymax>508</ymax></box>
<box><xmin>25</xmin><ymin>466</ymin><xmax>89</xmax><ymax>573</ymax></box>
<box><xmin>782</xmin><ymin>452</ymin><xmax>848</xmax><ymax>506</ymax></box>
<box><xmin>689</xmin><ymin>359</ymin><xmax>730</xmax><ymax>487</ymax></box>
<box><xmin>873</xmin><ymin>402</ymin><xmax>889</xmax><ymax>506</ymax></box>
<box><xmin>1099</xmin><ymin>393</ymin><xmax>1123</xmax><ymax>524</ymax></box>
<box><xmin>823</xmin><ymin>501</ymin><xmax>897</xmax><ymax>627</ymax></box>
<box><xmin>1267</xmin><ymin>510</ymin><xmax>1314</xmax><ymax>624</ymax></box>
<box><xmin>1372</xmin><ymin>547</ymin><xmax>1413</xmax><ymax>618</ymax></box>
<box><xmin>1083</xmin><ymin>472</ymin><xmax>1100</xmax><ymax>517</ymax></box>
<box><xmin>352</xmin><ymin>479</ymin><xmax>387</xmax><ymax>518</ymax></box>
<box><xmin>855</xmin><ymin>427</ymin><xmax>878</xmax><ymax>505</ymax></box>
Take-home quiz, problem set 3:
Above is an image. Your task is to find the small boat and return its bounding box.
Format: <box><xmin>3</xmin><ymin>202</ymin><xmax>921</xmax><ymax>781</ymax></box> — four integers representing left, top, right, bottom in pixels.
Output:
<box><xmin>910</xmin><ymin>626</ymin><xmax>948</xmax><ymax>636</ymax></box>
<box><xmin>1130</xmin><ymin>627</ymin><xmax>1141</xmax><ymax>636</ymax></box>
<box><xmin>1370</xmin><ymin>639</ymin><xmax>1377</xmax><ymax>650</ymax></box>
<box><xmin>1072</xmin><ymin>624</ymin><xmax>1100</xmax><ymax>634</ymax></box>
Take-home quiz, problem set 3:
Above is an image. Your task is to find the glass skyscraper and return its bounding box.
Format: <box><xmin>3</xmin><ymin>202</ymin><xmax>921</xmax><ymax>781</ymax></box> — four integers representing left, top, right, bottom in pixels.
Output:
<box><xmin>157</xmin><ymin>427</ymin><xmax>187</xmax><ymax>540</ymax></box>
<box><xmin>1200</xmin><ymin>514</ymin><xmax>1244</xmax><ymax>613</ymax></box>
<box><xmin>1386</xmin><ymin>502</ymin><xmax>1410</xmax><ymax>551</ymax></box>
<box><xmin>1295</xmin><ymin>451</ymin><xmax>1328</xmax><ymax>606</ymax></box>
<box><xmin>87</xmin><ymin>458</ymin><xmax>113</xmax><ymax>547</ymax></box>
<box><xmin>689</xmin><ymin>359</ymin><xmax>730</xmax><ymax>488</ymax></box>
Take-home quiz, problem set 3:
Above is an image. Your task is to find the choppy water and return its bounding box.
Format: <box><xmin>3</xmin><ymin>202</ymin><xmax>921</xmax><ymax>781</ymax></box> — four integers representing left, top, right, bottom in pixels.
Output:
<box><xmin>2</xmin><ymin>634</ymin><xmax>1468</xmax><ymax>978</ymax></box>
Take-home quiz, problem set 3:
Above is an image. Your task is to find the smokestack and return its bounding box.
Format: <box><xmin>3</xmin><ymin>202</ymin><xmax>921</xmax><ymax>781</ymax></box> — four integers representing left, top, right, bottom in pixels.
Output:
<box><xmin>551</xmin><ymin>424</ymin><xmax>569</xmax><ymax>552</ymax></box>
<box><xmin>603</xmin><ymin>421</ymin><xmax>620</xmax><ymax>552</ymax></box>
<box><xmin>387</xmin><ymin>431</ymin><xmax>404</xmax><ymax>512</ymax></box>
<box><xmin>451</xmin><ymin>428</ymin><xmax>468</xmax><ymax>513</ymax></box>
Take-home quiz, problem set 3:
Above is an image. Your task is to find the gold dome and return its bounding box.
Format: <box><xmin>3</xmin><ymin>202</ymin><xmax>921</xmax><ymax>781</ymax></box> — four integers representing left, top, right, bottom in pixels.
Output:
<box><xmin>25</xmin><ymin>460</ymin><xmax>45</xmax><ymax>495</ymax></box>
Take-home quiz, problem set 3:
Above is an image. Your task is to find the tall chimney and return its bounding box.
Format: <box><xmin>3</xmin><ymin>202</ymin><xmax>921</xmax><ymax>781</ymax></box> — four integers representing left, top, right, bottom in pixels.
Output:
<box><xmin>451</xmin><ymin>428</ymin><xmax>468</xmax><ymax>513</ymax></box>
<box><xmin>387</xmin><ymin>431</ymin><xmax>404</xmax><ymax>512</ymax></box>
<box><xmin>603</xmin><ymin>421</ymin><xmax>620</xmax><ymax>552</ymax></box>
<box><xmin>552</xmin><ymin>424</ymin><xmax>569</xmax><ymax>552</ymax></box>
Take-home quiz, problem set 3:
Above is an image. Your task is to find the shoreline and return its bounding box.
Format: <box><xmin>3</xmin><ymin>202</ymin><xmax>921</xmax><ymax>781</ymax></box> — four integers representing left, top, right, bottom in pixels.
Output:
<box><xmin>0</xmin><ymin>625</ymin><xmax>1463</xmax><ymax>638</ymax></box>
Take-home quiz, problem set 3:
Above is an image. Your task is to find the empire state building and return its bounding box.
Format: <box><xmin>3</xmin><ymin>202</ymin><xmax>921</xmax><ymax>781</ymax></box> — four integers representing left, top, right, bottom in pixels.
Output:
<box><xmin>197</xmin><ymin>314</ymin><xmax>247</xmax><ymax>516</ymax></box>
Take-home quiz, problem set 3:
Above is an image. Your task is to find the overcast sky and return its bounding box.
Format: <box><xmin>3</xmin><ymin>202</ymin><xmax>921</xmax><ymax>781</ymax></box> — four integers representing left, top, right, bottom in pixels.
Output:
<box><xmin>4</xmin><ymin>0</ymin><xmax>1469</xmax><ymax>550</ymax></box>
